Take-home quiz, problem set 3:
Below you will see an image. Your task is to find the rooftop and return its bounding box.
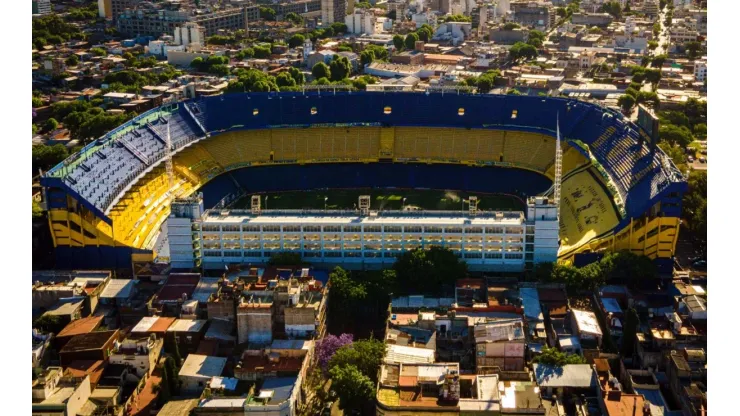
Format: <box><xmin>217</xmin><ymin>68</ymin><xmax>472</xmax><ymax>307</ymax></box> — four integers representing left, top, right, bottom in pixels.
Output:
<box><xmin>156</xmin><ymin>398</ymin><xmax>200</xmax><ymax>416</ymax></box>
<box><xmin>60</xmin><ymin>330</ymin><xmax>118</xmax><ymax>353</ymax></box>
<box><xmin>192</xmin><ymin>277</ymin><xmax>221</xmax><ymax>303</ymax></box>
<box><xmin>167</xmin><ymin>319</ymin><xmax>207</xmax><ymax>333</ymax></box>
<box><xmin>179</xmin><ymin>354</ymin><xmax>227</xmax><ymax>379</ymax></box>
<box><xmin>45</xmin><ymin>298</ymin><xmax>85</xmax><ymax>316</ymax></box>
<box><xmin>57</xmin><ymin>316</ymin><xmax>104</xmax><ymax>338</ymax></box>
<box><xmin>100</xmin><ymin>279</ymin><xmax>135</xmax><ymax>299</ymax></box>
<box><xmin>533</xmin><ymin>364</ymin><xmax>596</xmax><ymax>388</ymax></box>
<box><xmin>131</xmin><ymin>316</ymin><xmax>176</xmax><ymax>333</ymax></box>
<box><xmin>248</xmin><ymin>377</ymin><xmax>296</xmax><ymax>405</ymax></box>
<box><xmin>385</xmin><ymin>344</ymin><xmax>436</xmax><ymax>364</ymax></box>
<box><xmin>571</xmin><ymin>309</ymin><xmax>603</xmax><ymax>336</ymax></box>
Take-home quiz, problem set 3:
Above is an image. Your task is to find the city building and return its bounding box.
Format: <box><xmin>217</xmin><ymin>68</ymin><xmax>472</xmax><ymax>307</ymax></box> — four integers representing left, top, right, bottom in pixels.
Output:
<box><xmin>694</xmin><ymin>59</ymin><xmax>707</xmax><ymax>82</ymax></box>
<box><xmin>321</xmin><ymin>0</ymin><xmax>346</xmax><ymax>24</ymax></box>
<box><xmin>178</xmin><ymin>354</ymin><xmax>227</xmax><ymax>394</ymax></box>
<box><xmin>32</xmin><ymin>0</ymin><xmax>52</xmax><ymax>15</ymax></box>
<box><xmin>117</xmin><ymin>3</ymin><xmax>252</xmax><ymax>38</ymax></box>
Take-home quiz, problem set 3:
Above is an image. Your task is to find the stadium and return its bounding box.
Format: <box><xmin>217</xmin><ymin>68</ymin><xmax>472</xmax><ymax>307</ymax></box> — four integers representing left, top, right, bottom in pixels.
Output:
<box><xmin>40</xmin><ymin>91</ymin><xmax>686</xmax><ymax>272</ymax></box>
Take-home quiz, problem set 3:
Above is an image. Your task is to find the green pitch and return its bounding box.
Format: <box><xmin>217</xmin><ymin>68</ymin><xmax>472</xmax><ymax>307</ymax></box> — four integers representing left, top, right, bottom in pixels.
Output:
<box><xmin>232</xmin><ymin>189</ymin><xmax>525</xmax><ymax>212</ymax></box>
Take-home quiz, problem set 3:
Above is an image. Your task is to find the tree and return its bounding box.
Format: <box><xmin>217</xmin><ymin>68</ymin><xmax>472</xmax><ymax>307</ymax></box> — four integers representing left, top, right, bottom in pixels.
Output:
<box><xmin>275</xmin><ymin>72</ymin><xmax>297</xmax><ymax>88</ymax></box>
<box><xmin>658</xmin><ymin>142</ymin><xmax>687</xmax><ymax>170</ymax></box>
<box><xmin>32</xmin><ymin>144</ymin><xmax>69</xmax><ymax>172</ymax></box>
<box><xmin>445</xmin><ymin>14</ymin><xmax>472</xmax><ymax>22</ymax></box>
<box><xmin>476</xmin><ymin>69</ymin><xmax>501</xmax><ymax>93</ymax></box>
<box><xmin>329</xmin><ymin>365</ymin><xmax>376</xmax><ymax>411</ymax></box>
<box><xmin>556</xmin><ymin>7</ymin><xmax>567</xmax><ymax>17</ymax></box>
<box><xmin>32</xmin><ymin>96</ymin><xmax>43</xmax><ymax>108</ymax></box>
<box><xmin>259</xmin><ymin>7</ymin><xmax>276</xmax><ymax>21</ymax></box>
<box><xmin>365</xmin><ymin>44</ymin><xmax>388</xmax><ymax>61</ymax></box>
<box><xmin>33</xmin><ymin>314</ymin><xmax>66</xmax><ymax>334</ymax></box>
<box><xmin>331</xmin><ymin>22</ymin><xmax>348</xmax><ymax>34</ymax></box>
<box><xmin>507</xmin><ymin>88</ymin><xmax>522</xmax><ymax>95</ymax></box>
<box><xmin>328</xmin><ymin>267</ymin><xmax>367</xmax><ymax>321</ymax></box>
<box><xmin>527</xmin><ymin>30</ymin><xmax>545</xmax><ymax>48</ymax></box>
<box><xmin>651</xmin><ymin>54</ymin><xmax>667</xmax><ymax>68</ymax></box>
<box><xmin>288</xmin><ymin>34</ymin><xmax>305</xmax><ymax>48</ymax></box>
<box><xmin>392</xmin><ymin>34</ymin><xmax>404</xmax><ymax>51</ymax></box>
<box><xmin>648</xmin><ymin>40</ymin><xmax>659</xmax><ymax>50</ymax></box>
<box><xmin>65</xmin><ymin>54</ymin><xmax>79</xmax><ymax>66</ymax></box>
<box><xmin>509</xmin><ymin>42</ymin><xmax>538</xmax><ymax>60</ymax></box>
<box><xmin>329</xmin><ymin>56</ymin><xmax>351</xmax><ymax>81</ymax></box>
<box><xmin>683</xmin><ymin>170</ymin><xmax>707</xmax><ymax>238</ymax></box>
<box><xmin>599</xmin><ymin>250</ymin><xmax>656</xmax><ymax>287</ymax></box>
<box><xmin>621</xmin><ymin>308</ymin><xmax>639</xmax><ymax>358</ymax></box>
<box><xmin>90</xmin><ymin>47</ymin><xmax>106</xmax><ymax>57</ymax></box>
<box><xmin>416</xmin><ymin>26</ymin><xmax>433</xmax><ymax>42</ymax></box>
<box><xmin>659</xmin><ymin>111</ymin><xmax>689</xmax><ymax>128</ymax></box>
<box><xmin>285</xmin><ymin>12</ymin><xmax>303</xmax><ymax>26</ymax></box>
<box><xmin>328</xmin><ymin>338</ymin><xmax>386</xmax><ymax>382</ymax></box>
<box><xmin>599</xmin><ymin>1</ymin><xmax>622</xmax><ymax>19</ymax></box>
<box><xmin>404</xmin><ymin>32</ymin><xmax>420</xmax><ymax>50</ymax></box>
<box><xmin>312</xmin><ymin>62</ymin><xmax>331</xmax><ymax>80</ymax></box>
<box><xmin>33</xmin><ymin>199</ymin><xmax>44</xmax><ymax>219</ymax></box>
<box><xmin>636</xmin><ymin>91</ymin><xmax>660</xmax><ymax>108</ymax></box>
<box><xmin>164</xmin><ymin>333</ymin><xmax>182</xmax><ymax>366</ymax></box>
<box><xmin>253</xmin><ymin>45</ymin><xmax>272</xmax><ymax>59</ymax></box>
<box><xmin>533</xmin><ymin>347</ymin><xmax>587</xmax><ymax>366</ymax></box>
<box><xmin>44</xmin><ymin>118</ymin><xmax>59</xmax><ymax>132</ymax></box>
<box><xmin>288</xmin><ymin>67</ymin><xmax>305</xmax><ymax>85</ymax></box>
<box><xmin>393</xmin><ymin>246</ymin><xmax>467</xmax><ymax>294</ymax></box>
<box><xmin>503</xmin><ymin>22</ymin><xmax>520</xmax><ymax>31</ymax></box>
<box><xmin>659</xmin><ymin>124</ymin><xmax>693</xmax><ymax>147</ymax></box>
<box><xmin>157</xmin><ymin>369</ymin><xmax>172</xmax><ymax>406</ymax></box>
<box><xmin>316</xmin><ymin>334</ymin><xmax>354</xmax><ymax>372</ymax></box>
<box><xmin>163</xmin><ymin>356</ymin><xmax>180</xmax><ymax>395</ymax></box>
<box><xmin>360</xmin><ymin>49</ymin><xmax>375</xmax><ymax>66</ymax></box>
<box><xmin>618</xmin><ymin>94</ymin><xmax>636</xmax><ymax>114</ymax></box>
<box><xmin>684</xmin><ymin>41</ymin><xmax>702</xmax><ymax>59</ymax></box>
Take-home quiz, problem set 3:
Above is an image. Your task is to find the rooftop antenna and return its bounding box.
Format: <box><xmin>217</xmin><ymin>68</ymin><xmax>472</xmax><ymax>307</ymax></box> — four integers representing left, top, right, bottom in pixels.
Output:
<box><xmin>554</xmin><ymin>114</ymin><xmax>563</xmax><ymax>221</ymax></box>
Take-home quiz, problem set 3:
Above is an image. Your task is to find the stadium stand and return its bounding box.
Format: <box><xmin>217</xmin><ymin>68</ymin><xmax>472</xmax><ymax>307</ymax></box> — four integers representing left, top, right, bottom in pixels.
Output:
<box><xmin>41</xmin><ymin>92</ymin><xmax>687</xmax><ymax>270</ymax></box>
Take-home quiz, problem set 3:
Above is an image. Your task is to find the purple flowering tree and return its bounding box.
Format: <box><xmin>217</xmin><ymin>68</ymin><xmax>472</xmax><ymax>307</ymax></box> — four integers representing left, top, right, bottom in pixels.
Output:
<box><xmin>316</xmin><ymin>333</ymin><xmax>353</xmax><ymax>372</ymax></box>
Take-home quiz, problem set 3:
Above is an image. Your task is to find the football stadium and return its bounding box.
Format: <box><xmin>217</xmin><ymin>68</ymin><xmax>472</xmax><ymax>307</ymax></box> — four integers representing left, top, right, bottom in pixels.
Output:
<box><xmin>40</xmin><ymin>92</ymin><xmax>687</xmax><ymax>272</ymax></box>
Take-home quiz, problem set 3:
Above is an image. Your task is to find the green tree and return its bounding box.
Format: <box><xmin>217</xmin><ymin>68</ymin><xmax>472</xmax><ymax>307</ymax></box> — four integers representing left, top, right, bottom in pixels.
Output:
<box><xmin>404</xmin><ymin>32</ymin><xmax>420</xmax><ymax>50</ymax></box>
<box><xmin>157</xmin><ymin>369</ymin><xmax>172</xmax><ymax>406</ymax></box>
<box><xmin>275</xmin><ymin>72</ymin><xmax>297</xmax><ymax>88</ymax></box>
<box><xmin>360</xmin><ymin>49</ymin><xmax>375</xmax><ymax>66</ymax></box>
<box><xmin>253</xmin><ymin>45</ymin><xmax>272</xmax><ymax>59</ymax></box>
<box><xmin>636</xmin><ymin>91</ymin><xmax>660</xmax><ymax>108</ymax></box>
<box><xmin>259</xmin><ymin>7</ymin><xmax>276</xmax><ymax>21</ymax></box>
<box><xmin>416</xmin><ymin>26</ymin><xmax>433</xmax><ymax>42</ymax></box>
<box><xmin>445</xmin><ymin>14</ymin><xmax>472</xmax><ymax>22</ymax></box>
<box><xmin>65</xmin><ymin>54</ymin><xmax>79</xmax><ymax>66</ymax></box>
<box><xmin>32</xmin><ymin>96</ymin><xmax>43</xmax><ymax>108</ymax></box>
<box><xmin>329</xmin><ymin>365</ymin><xmax>376</xmax><ymax>412</ymax></box>
<box><xmin>509</xmin><ymin>42</ymin><xmax>538</xmax><ymax>60</ymax></box>
<box><xmin>599</xmin><ymin>250</ymin><xmax>656</xmax><ymax>287</ymax></box>
<box><xmin>556</xmin><ymin>7</ymin><xmax>567</xmax><ymax>17</ymax></box>
<box><xmin>683</xmin><ymin>170</ymin><xmax>707</xmax><ymax>238</ymax></box>
<box><xmin>90</xmin><ymin>47</ymin><xmax>106</xmax><ymax>57</ymax></box>
<box><xmin>533</xmin><ymin>347</ymin><xmax>587</xmax><ymax>366</ymax></box>
<box><xmin>618</xmin><ymin>94</ymin><xmax>636</xmax><ymax>114</ymax></box>
<box><xmin>393</xmin><ymin>34</ymin><xmax>404</xmax><ymax>51</ymax></box>
<box><xmin>527</xmin><ymin>30</ymin><xmax>545</xmax><ymax>48</ymax></box>
<box><xmin>331</xmin><ymin>22</ymin><xmax>348</xmax><ymax>34</ymax></box>
<box><xmin>599</xmin><ymin>1</ymin><xmax>622</xmax><ymax>19</ymax></box>
<box><xmin>648</xmin><ymin>40</ymin><xmax>658</xmax><ymax>50</ymax></box>
<box><xmin>164</xmin><ymin>333</ymin><xmax>182</xmax><ymax>367</ymax></box>
<box><xmin>312</xmin><ymin>62</ymin><xmax>331</xmax><ymax>80</ymax></box>
<box><xmin>507</xmin><ymin>88</ymin><xmax>522</xmax><ymax>95</ymax></box>
<box><xmin>329</xmin><ymin>56</ymin><xmax>351</xmax><ymax>81</ymax></box>
<box><xmin>659</xmin><ymin>124</ymin><xmax>693</xmax><ymax>147</ymax></box>
<box><xmin>365</xmin><ymin>44</ymin><xmax>389</xmax><ymax>61</ymax></box>
<box><xmin>621</xmin><ymin>308</ymin><xmax>639</xmax><ymax>358</ymax></box>
<box><xmin>328</xmin><ymin>338</ymin><xmax>387</xmax><ymax>382</ymax></box>
<box><xmin>658</xmin><ymin>141</ymin><xmax>687</xmax><ymax>170</ymax></box>
<box><xmin>163</xmin><ymin>356</ymin><xmax>180</xmax><ymax>395</ymax></box>
<box><xmin>684</xmin><ymin>41</ymin><xmax>702</xmax><ymax>59</ymax></box>
<box><xmin>286</xmin><ymin>12</ymin><xmax>303</xmax><ymax>26</ymax></box>
<box><xmin>33</xmin><ymin>314</ymin><xmax>66</xmax><ymax>334</ymax></box>
<box><xmin>44</xmin><ymin>118</ymin><xmax>59</xmax><ymax>132</ymax></box>
<box><xmin>32</xmin><ymin>144</ymin><xmax>69</xmax><ymax>172</ymax></box>
<box><xmin>33</xmin><ymin>199</ymin><xmax>44</xmax><ymax>218</ymax></box>
<box><xmin>288</xmin><ymin>67</ymin><xmax>305</xmax><ymax>85</ymax></box>
<box><xmin>288</xmin><ymin>34</ymin><xmax>305</xmax><ymax>48</ymax></box>
<box><xmin>393</xmin><ymin>246</ymin><xmax>467</xmax><ymax>294</ymax></box>
<box><xmin>476</xmin><ymin>69</ymin><xmax>501</xmax><ymax>93</ymax></box>
<box><xmin>503</xmin><ymin>22</ymin><xmax>520</xmax><ymax>31</ymax></box>
<box><xmin>651</xmin><ymin>54</ymin><xmax>667</xmax><ymax>68</ymax></box>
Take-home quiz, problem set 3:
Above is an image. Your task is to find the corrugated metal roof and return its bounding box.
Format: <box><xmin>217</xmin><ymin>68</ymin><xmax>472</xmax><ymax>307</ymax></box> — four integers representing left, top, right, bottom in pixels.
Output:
<box><xmin>533</xmin><ymin>364</ymin><xmax>596</xmax><ymax>388</ymax></box>
<box><xmin>385</xmin><ymin>344</ymin><xmax>435</xmax><ymax>364</ymax></box>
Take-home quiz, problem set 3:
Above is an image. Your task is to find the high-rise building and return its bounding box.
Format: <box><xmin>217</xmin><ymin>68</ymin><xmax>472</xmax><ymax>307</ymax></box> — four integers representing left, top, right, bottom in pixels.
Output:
<box><xmin>321</xmin><ymin>0</ymin><xmax>346</xmax><ymax>24</ymax></box>
<box><xmin>174</xmin><ymin>22</ymin><xmax>205</xmax><ymax>48</ymax></box>
<box><xmin>32</xmin><ymin>0</ymin><xmax>52</xmax><ymax>15</ymax></box>
<box><xmin>117</xmin><ymin>3</ymin><xmax>254</xmax><ymax>38</ymax></box>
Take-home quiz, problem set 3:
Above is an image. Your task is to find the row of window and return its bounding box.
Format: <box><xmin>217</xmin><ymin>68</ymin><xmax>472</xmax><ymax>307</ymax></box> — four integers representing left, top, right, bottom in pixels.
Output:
<box><xmin>201</xmin><ymin>251</ymin><xmax>527</xmax><ymax>259</ymax></box>
<box><xmin>197</xmin><ymin>225</ymin><xmax>523</xmax><ymax>234</ymax></box>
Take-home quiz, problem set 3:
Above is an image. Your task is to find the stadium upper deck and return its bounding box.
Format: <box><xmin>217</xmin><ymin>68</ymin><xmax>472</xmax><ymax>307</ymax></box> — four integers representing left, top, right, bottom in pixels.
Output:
<box><xmin>41</xmin><ymin>92</ymin><xmax>687</xmax><ymax>269</ymax></box>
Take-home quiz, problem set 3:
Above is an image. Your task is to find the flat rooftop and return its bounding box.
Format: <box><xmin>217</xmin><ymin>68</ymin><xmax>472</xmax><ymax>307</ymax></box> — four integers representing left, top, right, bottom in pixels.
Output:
<box><xmin>57</xmin><ymin>316</ymin><xmax>104</xmax><ymax>338</ymax></box>
<box><xmin>179</xmin><ymin>354</ymin><xmax>227</xmax><ymax>379</ymax></box>
<box><xmin>167</xmin><ymin>319</ymin><xmax>207</xmax><ymax>333</ymax></box>
<box><xmin>60</xmin><ymin>331</ymin><xmax>117</xmax><ymax>353</ymax></box>
<box><xmin>201</xmin><ymin>210</ymin><xmax>525</xmax><ymax>226</ymax></box>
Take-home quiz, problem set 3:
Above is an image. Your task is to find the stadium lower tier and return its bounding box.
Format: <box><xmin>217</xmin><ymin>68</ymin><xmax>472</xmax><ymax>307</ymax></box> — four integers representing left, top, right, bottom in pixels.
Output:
<box><xmin>41</xmin><ymin>92</ymin><xmax>687</xmax><ymax>271</ymax></box>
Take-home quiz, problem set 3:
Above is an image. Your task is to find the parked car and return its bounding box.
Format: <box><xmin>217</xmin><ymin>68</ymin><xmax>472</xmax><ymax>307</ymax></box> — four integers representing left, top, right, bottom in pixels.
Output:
<box><xmin>699</xmin><ymin>157</ymin><xmax>706</xmax><ymax>163</ymax></box>
<box><xmin>687</xmin><ymin>156</ymin><xmax>694</xmax><ymax>163</ymax></box>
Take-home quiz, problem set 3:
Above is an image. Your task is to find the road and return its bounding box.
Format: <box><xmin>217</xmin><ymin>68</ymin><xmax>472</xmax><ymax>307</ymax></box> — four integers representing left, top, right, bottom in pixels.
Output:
<box><xmin>653</xmin><ymin>6</ymin><xmax>670</xmax><ymax>56</ymax></box>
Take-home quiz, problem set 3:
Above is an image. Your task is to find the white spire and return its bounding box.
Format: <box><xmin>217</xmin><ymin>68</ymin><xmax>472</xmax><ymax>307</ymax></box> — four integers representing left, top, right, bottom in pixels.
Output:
<box><xmin>554</xmin><ymin>114</ymin><xmax>563</xmax><ymax>220</ymax></box>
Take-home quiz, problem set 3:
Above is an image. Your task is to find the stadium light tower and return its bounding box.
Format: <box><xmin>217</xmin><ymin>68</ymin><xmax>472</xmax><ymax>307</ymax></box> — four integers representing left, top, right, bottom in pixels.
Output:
<box><xmin>554</xmin><ymin>115</ymin><xmax>563</xmax><ymax>221</ymax></box>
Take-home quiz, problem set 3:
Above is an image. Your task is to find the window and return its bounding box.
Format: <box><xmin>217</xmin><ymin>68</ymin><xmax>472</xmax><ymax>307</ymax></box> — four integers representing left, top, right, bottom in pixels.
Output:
<box><xmin>311</xmin><ymin>107</ymin><xmax>317</xmax><ymax>115</ymax></box>
<box><xmin>384</xmin><ymin>226</ymin><xmax>402</xmax><ymax>233</ymax></box>
<box><xmin>283</xmin><ymin>225</ymin><xmax>301</xmax><ymax>232</ymax></box>
<box><xmin>202</xmin><ymin>225</ymin><xmax>220</xmax><ymax>232</ymax></box>
<box><xmin>486</xmin><ymin>227</ymin><xmax>504</xmax><ymax>234</ymax></box>
<box><xmin>243</xmin><ymin>225</ymin><xmax>260</xmax><ymax>232</ymax></box>
<box><xmin>404</xmin><ymin>226</ymin><xmax>422</xmax><ymax>233</ymax></box>
<box><xmin>384</xmin><ymin>106</ymin><xmax>392</xmax><ymax>114</ymax></box>
<box><xmin>222</xmin><ymin>224</ymin><xmax>240</xmax><ymax>232</ymax></box>
<box><xmin>364</xmin><ymin>226</ymin><xmax>381</xmax><ymax>233</ymax></box>
<box><xmin>303</xmin><ymin>225</ymin><xmax>321</xmax><ymax>232</ymax></box>
<box><xmin>424</xmin><ymin>226</ymin><xmax>443</xmax><ymax>233</ymax></box>
<box><xmin>485</xmin><ymin>252</ymin><xmax>503</xmax><ymax>259</ymax></box>
<box><xmin>253</xmin><ymin>109</ymin><xmax>259</xmax><ymax>116</ymax></box>
<box><xmin>323</xmin><ymin>225</ymin><xmax>341</xmax><ymax>232</ymax></box>
<box><xmin>263</xmin><ymin>225</ymin><xmax>281</xmax><ymax>232</ymax></box>
<box><xmin>511</xmin><ymin>110</ymin><xmax>518</xmax><ymax>119</ymax></box>
<box><xmin>465</xmin><ymin>227</ymin><xmax>483</xmax><ymax>234</ymax></box>
<box><xmin>445</xmin><ymin>227</ymin><xmax>462</xmax><ymax>233</ymax></box>
<box><xmin>458</xmin><ymin>108</ymin><xmax>465</xmax><ymax>116</ymax></box>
